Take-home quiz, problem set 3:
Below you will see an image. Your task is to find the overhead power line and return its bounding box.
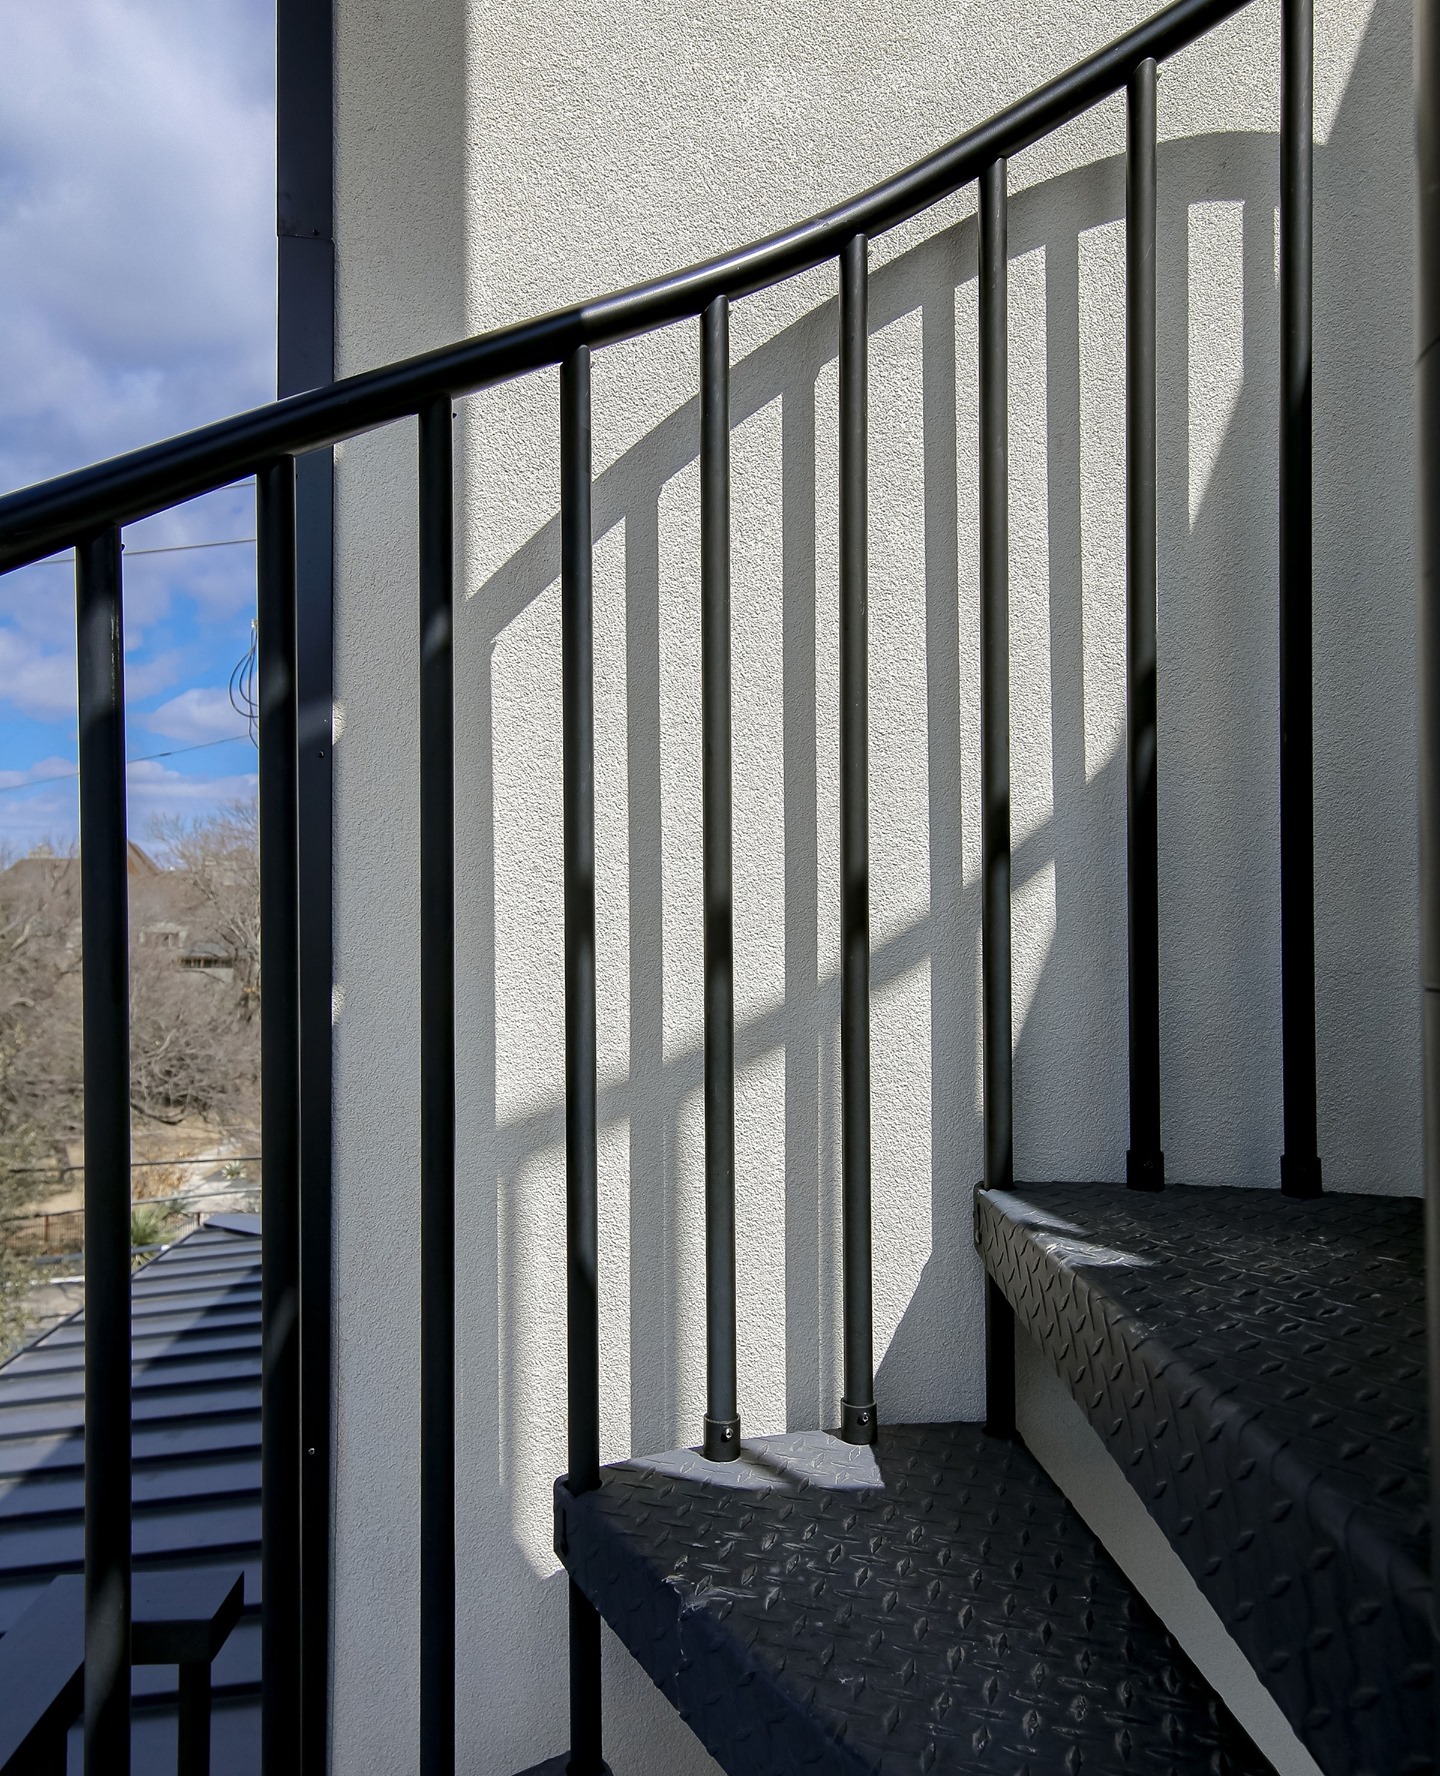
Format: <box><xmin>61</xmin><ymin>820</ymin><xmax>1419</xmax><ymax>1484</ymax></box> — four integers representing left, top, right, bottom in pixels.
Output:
<box><xmin>22</xmin><ymin>537</ymin><xmax>257</xmax><ymax>567</ymax></box>
<box><xmin>2</xmin><ymin>539</ymin><xmax>262</xmax><ymax>797</ymax></box>
<box><xmin>0</xmin><ymin>732</ymin><xmax>253</xmax><ymax>797</ymax></box>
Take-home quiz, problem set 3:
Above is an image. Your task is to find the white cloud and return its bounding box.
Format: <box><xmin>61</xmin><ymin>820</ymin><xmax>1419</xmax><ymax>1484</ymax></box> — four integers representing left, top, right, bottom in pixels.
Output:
<box><xmin>0</xmin><ymin>3</ymin><xmax>272</xmax><ymax>839</ymax></box>
<box><xmin>125</xmin><ymin>649</ymin><xmax>191</xmax><ymax>703</ymax></box>
<box><xmin>142</xmin><ymin>686</ymin><xmax>247</xmax><ymax>745</ymax></box>
<box><xmin>0</xmin><ymin>536</ymin><xmax>255</xmax><ymax>732</ymax></box>
<box><xmin>0</xmin><ymin>780</ymin><xmax>79</xmax><ymax>855</ymax></box>
<box><xmin>0</xmin><ymin>619</ymin><xmax>197</xmax><ymax>722</ymax></box>
<box><xmin>0</xmin><ymin>0</ymin><xmax>275</xmax><ymax>495</ymax></box>
<box><xmin>0</xmin><ymin>759</ymin><xmax>258</xmax><ymax>852</ymax></box>
<box><xmin>0</xmin><ymin>756</ymin><xmax>76</xmax><ymax>792</ymax></box>
<box><xmin>0</xmin><ymin>563</ymin><xmax>77</xmax><ymax>677</ymax></box>
<box><xmin>126</xmin><ymin>760</ymin><xmax>258</xmax><ymax>830</ymax></box>
<box><xmin>0</xmin><ymin>622</ymin><xmax>76</xmax><ymax>719</ymax></box>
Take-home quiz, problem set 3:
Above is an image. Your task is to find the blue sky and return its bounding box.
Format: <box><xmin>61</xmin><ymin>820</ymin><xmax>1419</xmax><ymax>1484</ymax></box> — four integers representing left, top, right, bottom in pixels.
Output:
<box><xmin>0</xmin><ymin>0</ymin><xmax>275</xmax><ymax>854</ymax></box>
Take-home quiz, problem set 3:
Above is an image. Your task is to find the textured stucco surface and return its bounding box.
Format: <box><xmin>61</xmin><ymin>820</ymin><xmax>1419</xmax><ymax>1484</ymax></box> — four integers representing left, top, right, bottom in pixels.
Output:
<box><xmin>330</xmin><ymin>0</ymin><xmax>1416</xmax><ymax>1768</ymax></box>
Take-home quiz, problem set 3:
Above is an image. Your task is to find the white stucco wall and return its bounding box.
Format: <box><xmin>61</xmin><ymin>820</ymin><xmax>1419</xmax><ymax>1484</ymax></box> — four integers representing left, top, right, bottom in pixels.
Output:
<box><xmin>329</xmin><ymin>0</ymin><xmax>1416</xmax><ymax>1768</ymax></box>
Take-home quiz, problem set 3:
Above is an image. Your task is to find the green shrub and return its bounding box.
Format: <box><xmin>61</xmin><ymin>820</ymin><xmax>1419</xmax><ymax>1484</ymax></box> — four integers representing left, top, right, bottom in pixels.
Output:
<box><xmin>130</xmin><ymin>1202</ymin><xmax>176</xmax><ymax>1250</ymax></box>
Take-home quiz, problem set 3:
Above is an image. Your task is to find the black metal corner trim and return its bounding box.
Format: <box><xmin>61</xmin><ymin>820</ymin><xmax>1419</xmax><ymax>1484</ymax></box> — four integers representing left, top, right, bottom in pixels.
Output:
<box><xmin>976</xmin><ymin>1182</ymin><xmax>1431</xmax><ymax>1776</ymax></box>
<box><xmin>278</xmin><ymin>2</ymin><xmax>334</xmax><ymax>1772</ymax></box>
<box><xmin>558</xmin><ymin>1424</ymin><xmax>1276</xmax><ymax>1776</ymax></box>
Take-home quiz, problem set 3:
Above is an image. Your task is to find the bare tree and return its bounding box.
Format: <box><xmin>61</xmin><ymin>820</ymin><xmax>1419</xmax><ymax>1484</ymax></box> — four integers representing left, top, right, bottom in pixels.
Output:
<box><xmin>0</xmin><ymin>810</ymin><xmax>263</xmax><ymax>1358</ymax></box>
<box><xmin>137</xmin><ymin>799</ymin><xmax>261</xmax><ymax>1135</ymax></box>
<box><xmin>148</xmin><ymin>799</ymin><xmax>260</xmax><ymax>1008</ymax></box>
<box><xmin>0</xmin><ymin>802</ymin><xmax>262</xmax><ymax>1195</ymax></box>
<box><xmin>0</xmin><ymin>846</ymin><xmax>83</xmax><ymax>1208</ymax></box>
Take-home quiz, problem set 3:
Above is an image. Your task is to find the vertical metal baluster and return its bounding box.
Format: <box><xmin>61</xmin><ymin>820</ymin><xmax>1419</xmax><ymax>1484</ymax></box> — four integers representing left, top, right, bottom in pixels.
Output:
<box><xmin>419</xmin><ymin>398</ymin><xmax>456</xmax><ymax>1776</ymax></box>
<box><xmin>1280</xmin><ymin>0</ymin><xmax>1321</xmax><ymax>1198</ymax></box>
<box><xmin>1417</xmin><ymin>4</ymin><xmax>1440</xmax><ymax>1759</ymax></box>
<box><xmin>701</xmin><ymin>298</ymin><xmax>741</xmax><ymax>1463</ymax></box>
<box><xmin>1127</xmin><ymin>59</ymin><xmax>1164</xmax><ymax>1193</ymax></box>
<box><xmin>979</xmin><ymin>160</ymin><xmax>1016</xmax><ymax>1439</ymax></box>
<box><xmin>979</xmin><ymin>161</ymin><xmax>1012</xmax><ymax>1197</ymax></box>
<box><xmin>258</xmin><ymin>458</ymin><xmax>301</xmax><ymax>1776</ymax></box>
<box><xmin>839</xmin><ymin>233</ymin><xmax>876</xmax><ymax>1448</ymax></box>
<box><xmin>77</xmin><ymin>525</ymin><xmax>131</xmax><ymax>1776</ymax></box>
<box><xmin>561</xmin><ymin>344</ymin><xmax>604</xmax><ymax>1771</ymax></box>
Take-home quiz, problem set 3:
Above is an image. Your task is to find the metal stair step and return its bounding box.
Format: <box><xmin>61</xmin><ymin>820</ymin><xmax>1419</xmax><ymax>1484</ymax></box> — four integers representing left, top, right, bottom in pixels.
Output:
<box><xmin>974</xmin><ymin>1181</ymin><xmax>1430</xmax><ymax>1776</ymax></box>
<box><xmin>556</xmin><ymin>1422</ymin><xmax>1276</xmax><ymax>1775</ymax></box>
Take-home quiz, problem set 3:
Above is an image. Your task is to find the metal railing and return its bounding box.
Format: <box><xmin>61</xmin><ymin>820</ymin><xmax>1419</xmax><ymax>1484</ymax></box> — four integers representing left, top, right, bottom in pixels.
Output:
<box><xmin>0</xmin><ymin>0</ymin><xmax>1327</xmax><ymax>1768</ymax></box>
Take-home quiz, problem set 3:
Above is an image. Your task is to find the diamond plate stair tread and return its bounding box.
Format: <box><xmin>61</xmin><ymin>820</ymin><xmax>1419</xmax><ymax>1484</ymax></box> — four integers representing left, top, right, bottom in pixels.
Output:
<box><xmin>974</xmin><ymin>1182</ymin><xmax>1430</xmax><ymax>1776</ymax></box>
<box><xmin>556</xmin><ymin>1422</ymin><xmax>1277</xmax><ymax>1776</ymax></box>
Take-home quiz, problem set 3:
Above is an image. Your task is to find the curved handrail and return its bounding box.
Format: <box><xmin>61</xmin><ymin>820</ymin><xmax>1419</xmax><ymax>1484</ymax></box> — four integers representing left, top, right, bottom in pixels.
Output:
<box><xmin>0</xmin><ymin>0</ymin><xmax>1249</xmax><ymax>573</ymax></box>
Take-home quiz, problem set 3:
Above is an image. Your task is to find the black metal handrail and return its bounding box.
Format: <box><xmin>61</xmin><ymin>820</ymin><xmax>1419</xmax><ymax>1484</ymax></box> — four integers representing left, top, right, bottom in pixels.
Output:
<box><xmin>0</xmin><ymin>0</ymin><xmax>1254</xmax><ymax>577</ymax></box>
<box><xmin>0</xmin><ymin>0</ymin><xmax>1322</xmax><ymax>1767</ymax></box>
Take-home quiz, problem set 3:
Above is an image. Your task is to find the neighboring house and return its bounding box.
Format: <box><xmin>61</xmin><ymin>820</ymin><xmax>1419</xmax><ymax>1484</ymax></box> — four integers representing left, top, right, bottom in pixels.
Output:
<box><xmin>2</xmin><ymin>846</ymin><xmax>242</xmax><ymax>975</ymax></box>
<box><xmin>3</xmin><ymin>840</ymin><xmax>159</xmax><ymax>891</ymax></box>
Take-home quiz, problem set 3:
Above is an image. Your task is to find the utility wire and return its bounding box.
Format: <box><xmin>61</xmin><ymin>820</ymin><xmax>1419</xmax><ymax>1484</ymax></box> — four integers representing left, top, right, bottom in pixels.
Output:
<box><xmin>0</xmin><ymin>732</ymin><xmax>253</xmax><ymax>796</ymax></box>
<box><xmin>229</xmin><ymin>620</ymin><xmax>259</xmax><ymax>743</ymax></box>
<box><xmin>22</xmin><ymin>537</ymin><xmax>257</xmax><ymax>566</ymax></box>
<box><xmin>3</xmin><ymin>538</ymin><xmax>262</xmax><ymax>793</ymax></box>
<box><xmin>128</xmin><ymin>538</ymin><xmax>256</xmax><ymax>556</ymax></box>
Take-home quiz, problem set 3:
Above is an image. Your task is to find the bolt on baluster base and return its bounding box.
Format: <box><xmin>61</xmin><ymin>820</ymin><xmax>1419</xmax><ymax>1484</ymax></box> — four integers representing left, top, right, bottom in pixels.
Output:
<box><xmin>840</xmin><ymin>1399</ymin><xmax>877</xmax><ymax>1445</ymax></box>
<box><xmin>702</xmin><ymin>1416</ymin><xmax>741</xmax><ymax>1462</ymax></box>
<box><xmin>1281</xmin><ymin>1153</ymin><xmax>1323</xmax><ymax>1199</ymax></box>
<box><xmin>1126</xmin><ymin>1148</ymin><xmax>1165</xmax><ymax>1191</ymax></box>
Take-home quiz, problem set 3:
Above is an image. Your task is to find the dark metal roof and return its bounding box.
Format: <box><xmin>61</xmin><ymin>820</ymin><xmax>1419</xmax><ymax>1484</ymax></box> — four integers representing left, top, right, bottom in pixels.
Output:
<box><xmin>0</xmin><ymin>1219</ymin><xmax>261</xmax><ymax>1772</ymax></box>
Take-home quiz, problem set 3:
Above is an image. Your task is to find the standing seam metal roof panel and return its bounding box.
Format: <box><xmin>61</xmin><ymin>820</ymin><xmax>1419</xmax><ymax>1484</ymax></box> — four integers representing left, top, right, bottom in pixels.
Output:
<box><xmin>0</xmin><ymin>1220</ymin><xmax>261</xmax><ymax>1774</ymax></box>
